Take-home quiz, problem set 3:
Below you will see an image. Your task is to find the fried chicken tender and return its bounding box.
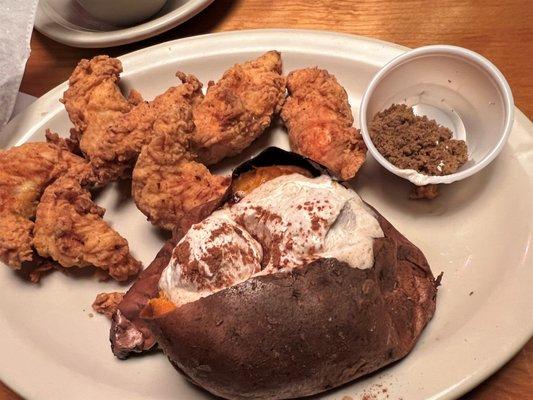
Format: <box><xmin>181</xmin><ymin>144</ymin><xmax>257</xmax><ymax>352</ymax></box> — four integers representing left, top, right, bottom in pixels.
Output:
<box><xmin>132</xmin><ymin>131</ymin><xmax>230</xmax><ymax>231</ymax></box>
<box><xmin>0</xmin><ymin>142</ymin><xmax>87</xmax><ymax>268</ymax></box>
<box><xmin>192</xmin><ymin>51</ymin><xmax>286</xmax><ymax>165</ymax></box>
<box><xmin>63</xmin><ymin>56</ymin><xmax>205</xmax><ymax>185</ymax></box>
<box><xmin>33</xmin><ymin>172</ymin><xmax>141</xmax><ymax>281</ymax></box>
<box><xmin>96</xmin><ymin>72</ymin><xmax>203</xmax><ymax>181</ymax></box>
<box><xmin>281</xmin><ymin>68</ymin><xmax>367</xmax><ymax>180</ymax></box>
<box><xmin>62</xmin><ymin>55</ymin><xmax>141</xmax><ymax>184</ymax></box>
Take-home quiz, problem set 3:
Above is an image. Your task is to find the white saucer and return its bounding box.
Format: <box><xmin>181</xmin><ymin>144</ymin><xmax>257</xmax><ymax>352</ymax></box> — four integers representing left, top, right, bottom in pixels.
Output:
<box><xmin>34</xmin><ymin>0</ymin><xmax>214</xmax><ymax>48</ymax></box>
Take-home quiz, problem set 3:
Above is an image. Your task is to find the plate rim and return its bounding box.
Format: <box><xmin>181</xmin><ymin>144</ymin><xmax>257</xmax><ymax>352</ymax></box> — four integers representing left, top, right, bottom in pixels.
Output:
<box><xmin>1</xmin><ymin>29</ymin><xmax>532</xmax><ymax>400</ymax></box>
<box><xmin>34</xmin><ymin>0</ymin><xmax>215</xmax><ymax>48</ymax></box>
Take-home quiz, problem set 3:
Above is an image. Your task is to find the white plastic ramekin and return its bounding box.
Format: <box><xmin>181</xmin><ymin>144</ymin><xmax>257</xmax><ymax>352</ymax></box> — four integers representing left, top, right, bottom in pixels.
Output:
<box><xmin>359</xmin><ymin>45</ymin><xmax>514</xmax><ymax>186</ymax></box>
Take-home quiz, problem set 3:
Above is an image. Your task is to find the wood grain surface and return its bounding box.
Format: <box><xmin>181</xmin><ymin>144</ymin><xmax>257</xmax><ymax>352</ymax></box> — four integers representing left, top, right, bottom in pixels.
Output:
<box><xmin>2</xmin><ymin>0</ymin><xmax>532</xmax><ymax>399</ymax></box>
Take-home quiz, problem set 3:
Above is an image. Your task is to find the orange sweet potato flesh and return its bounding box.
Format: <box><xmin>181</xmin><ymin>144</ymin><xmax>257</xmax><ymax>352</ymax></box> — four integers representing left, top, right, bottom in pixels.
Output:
<box><xmin>231</xmin><ymin>165</ymin><xmax>312</xmax><ymax>197</ymax></box>
<box><xmin>142</xmin><ymin>296</ymin><xmax>177</xmax><ymax>319</ymax></box>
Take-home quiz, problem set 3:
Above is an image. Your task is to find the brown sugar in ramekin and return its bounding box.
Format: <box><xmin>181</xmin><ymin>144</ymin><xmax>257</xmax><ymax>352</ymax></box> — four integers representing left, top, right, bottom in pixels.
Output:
<box><xmin>369</xmin><ymin>104</ymin><xmax>468</xmax><ymax>176</ymax></box>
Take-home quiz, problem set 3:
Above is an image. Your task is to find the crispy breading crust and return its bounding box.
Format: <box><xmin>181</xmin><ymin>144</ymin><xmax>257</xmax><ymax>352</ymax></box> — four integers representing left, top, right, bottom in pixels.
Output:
<box><xmin>62</xmin><ymin>56</ymin><xmax>208</xmax><ymax>186</ymax></box>
<box><xmin>93</xmin><ymin>73</ymin><xmax>203</xmax><ymax>184</ymax></box>
<box><xmin>93</xmin><ymin>292</ymin><xmax>125</xmax><ymax>319</ymax></box>
<box><xmin>0</xmin><ymin>142</ymin><xmax>87</xmax><ymax>268</ymax></box>
<box><xmin>132</xmin><ymin>130</ymin><xmax>229</xmax><ymax>231</ymax></box>
<box><xmin>61</xmin><ymin>56</ymin><xmax>138</xmax><ymax>184</ymax></box>
<box><xmin>281</xmin><ymin>68</ymin><xmax>366</xmax><ymax>180</ymax></box>
<box><xmin>192</xmin><ymin>51</ymin><xmax>286</xmax><ymax>165</ymax></box>
<box><xmin>33</xmin><ymin>173</ymin><xmax>141</xmax><ymax>281</ymax></box>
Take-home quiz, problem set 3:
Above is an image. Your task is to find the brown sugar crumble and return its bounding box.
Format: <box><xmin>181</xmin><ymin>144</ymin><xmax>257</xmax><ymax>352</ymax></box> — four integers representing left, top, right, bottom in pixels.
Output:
<box><xmin>369</xmin><ymin>104</ymin><xmax>468</xmax><ymax>176</ymax></box>
<box><xmin>409</xmin><ymin>184</ymin><xmax>439</xmax><ymax>200</ymax></box>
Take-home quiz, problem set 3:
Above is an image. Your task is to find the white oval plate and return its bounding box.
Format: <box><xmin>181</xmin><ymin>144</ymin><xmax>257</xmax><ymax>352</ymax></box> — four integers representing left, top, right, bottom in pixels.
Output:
<box><xmin>34</xmin><ymin>0</ymin><xmax>214</xmax><ymax>48</ymax></box>
<box><xmin>1</xmin><ymin>30</ymin><xmax>532</xmax><ymax>400</ymax></box>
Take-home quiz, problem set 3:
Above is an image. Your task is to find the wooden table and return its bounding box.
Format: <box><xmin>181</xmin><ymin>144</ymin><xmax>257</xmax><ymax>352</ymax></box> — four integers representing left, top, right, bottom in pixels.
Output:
<box><xmin>2</xmin><ymin>0</ymin><xmax>531</xmax><ymax>399</ymax></box>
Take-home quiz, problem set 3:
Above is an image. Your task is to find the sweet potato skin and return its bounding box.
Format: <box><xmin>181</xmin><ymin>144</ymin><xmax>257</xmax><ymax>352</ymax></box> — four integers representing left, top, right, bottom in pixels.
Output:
<box><xmin>110</xmin><ymin>194</ymin><xmax>224</xmax><ymax>358</ymax></box>
<box><xmin>109</xmin><ymin>239</ymin><xmax>173</xmax><ymax>358</ymax></box>
<box><xmin>145</xmin><ymin>211</ymin><xmax>438</xmax><ymax>400</ymax></box>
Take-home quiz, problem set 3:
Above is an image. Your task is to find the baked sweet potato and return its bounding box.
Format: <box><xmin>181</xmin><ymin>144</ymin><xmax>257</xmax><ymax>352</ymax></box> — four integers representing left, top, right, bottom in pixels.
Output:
<box><xmin>142</xmin><ymin>210</ymin><xmax>437</xmax><ymax>399</ymax></box>
<box><xmin>110</xmin><ymin>148</ymin><xmax>438</xmax><ymax>399</ymax></box>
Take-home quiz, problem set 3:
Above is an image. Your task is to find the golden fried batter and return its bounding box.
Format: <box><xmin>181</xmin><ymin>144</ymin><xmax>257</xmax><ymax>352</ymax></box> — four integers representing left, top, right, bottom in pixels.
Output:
<box><xmin>0</xmin><ymin>142</ymin><xmax>87</xmax><ymax>268</ymax></box>
<box><xmin>281</xmin><ymin>68</ymin><xmax>366</xmax><ymax>180</ymax></box>
<box><xmin>192</xmin><ymin>51</ymin><xmax>286</xmax><ymax>165</ymax></box>
<box><xmin>132</xmin><ymin>131</ymin><xmax>230</xmax><ymax>231</ymax></box>
<box><xmin>0</xmin><ymin>213</ymin><xmax>34</xmax><ymax>268</ymax></box>
<box><xmin>33</xmin><ymin>173</ymin><xmax>141</xmax><ymax>281</ymax></box>
<box><xmin>63</xmin><ymin>56</ymin><xmax>205</xmax><ymax>185</ymax></box>
<box><xmin>97</xmin><ymin>72</ymin><xmax>203</xmax><ymax>181</ymax></box>
<box><xmin>62</xmin><ymin>55</ymin><xmax>141</xmax><ymax>184</ymax></box>
<box><xmin>93</xmin><ymin>292</ymin><xmax>125</xmax><ymax>319</ymax></box>
<box><xmin>45</xmin><ymin>130</ymin><xmax>82</xmax><ymax>155</ymax></box>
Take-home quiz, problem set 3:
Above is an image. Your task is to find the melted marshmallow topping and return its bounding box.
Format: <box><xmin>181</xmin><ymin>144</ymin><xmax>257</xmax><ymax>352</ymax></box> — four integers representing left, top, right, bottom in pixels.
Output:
<box><xmin>159</xmin><ymin>174</ymin><xmax>384</xmax><ymax>306</ymax></box>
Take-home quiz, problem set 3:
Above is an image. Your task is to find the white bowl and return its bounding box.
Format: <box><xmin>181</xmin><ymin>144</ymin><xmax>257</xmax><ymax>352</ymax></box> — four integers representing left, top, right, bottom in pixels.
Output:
<box><xmin>76</xmin><ymin>0</ymin><xmax>167</xmax><ymax>26</ymax></box>
<box><xmin>359</xmin><ymin>45</ymin><xmax>514</xmax><ymax>186</ymax></box>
